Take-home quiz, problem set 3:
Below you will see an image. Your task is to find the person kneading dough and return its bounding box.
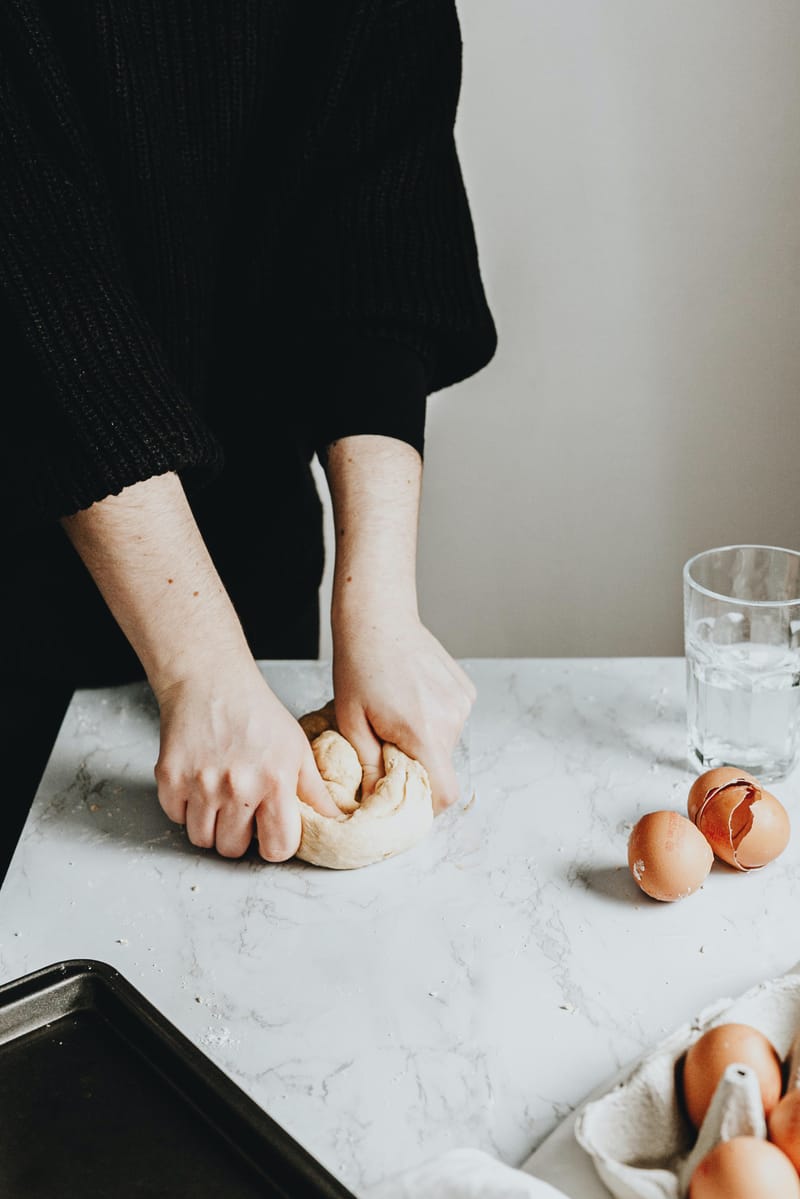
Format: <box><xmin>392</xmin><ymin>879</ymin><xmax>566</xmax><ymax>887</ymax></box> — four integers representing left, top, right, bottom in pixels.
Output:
<box><xmin>1</xmin><ymin>3</ymin><xmax>491</xmax><ymax>880</ymax></box>
<box><xmin>296</xmin><ymin>704</ymin><xmax>434</xmax><ymax>870</ymax></box>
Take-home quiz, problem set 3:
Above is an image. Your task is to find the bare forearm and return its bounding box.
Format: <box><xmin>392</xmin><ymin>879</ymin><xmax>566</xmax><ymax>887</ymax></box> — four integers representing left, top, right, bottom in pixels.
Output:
<box><xmin>326</xmin><ymin>434</ymin><xmax>421</xmax><ymax>629</ymax></box>
<box><xmin>60</xmin><ymin>471</ymin><xmax>249</xmax><ymax>694</ymax></box>
<box><xmin>326</xmin><ymin>434</ymin><xmax>474</xmax><ymax>811</ymax></box>
<box><xmin>61</xmin><ymin>471</ymin><xmax>335</xmax><ymax>857</ymax></box>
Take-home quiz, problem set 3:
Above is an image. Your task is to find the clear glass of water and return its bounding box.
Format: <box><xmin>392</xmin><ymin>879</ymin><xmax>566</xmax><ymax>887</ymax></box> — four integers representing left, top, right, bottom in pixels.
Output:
<box><xmin>684</xmin><ymin>545</ymin><xmax>800</xmax><ymax>781</ymax></box>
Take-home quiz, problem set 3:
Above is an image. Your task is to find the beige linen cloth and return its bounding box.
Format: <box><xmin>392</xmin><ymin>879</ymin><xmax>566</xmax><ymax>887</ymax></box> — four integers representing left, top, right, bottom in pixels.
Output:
<box><xmin>371</xmin><ymin>965</ymin><xmax>800</xmax><ymax>1199</ymax></box>
<box><xmin>370</xmin><ymin>1148</ymin><xmax>570</xmax><ymax>1198</ymax></box>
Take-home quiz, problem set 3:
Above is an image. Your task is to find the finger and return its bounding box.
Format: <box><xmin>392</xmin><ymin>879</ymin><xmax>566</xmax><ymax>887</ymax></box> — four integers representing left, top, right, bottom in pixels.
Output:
<box><xmin>185</xmin><ymin>799</ymin><xmax>218</xmax><ymax>849</ymax></box>
<box><xmin>298</xmin><ymin>752</ymin><xmax>341</xmax><ymax>818</ymax></box>
<box><xmin>255</xmin><ymin>787</ymin><xmax>302</xmax><ymax>863</ymax></box>
<box><xmin>215</xmin><ymin>804</ymin><xmax>256</xmax><ymax>859</ymax></box>
<box><xmin>419</xmin><ymin>750</ymin><xmax>461</xmax><ymax>814</ymax></box>
<box><xmin>156</xmin><ymin>785</ymin><xmax>188</xmax><ymax>826</ymax></box>
<box><xmin>336</xmin><ymin>705</ymin><xmax>383</xmax><ymax>799</ymax></box>
<box><xmin>154</xmin><ymin>761</ymin><xmax>188</xmax><ymax>825</ymax></box>
<box><xmin>213</xmin><ymin>769</ymin><xmax>261</xmax><ymax>857</ymax></box>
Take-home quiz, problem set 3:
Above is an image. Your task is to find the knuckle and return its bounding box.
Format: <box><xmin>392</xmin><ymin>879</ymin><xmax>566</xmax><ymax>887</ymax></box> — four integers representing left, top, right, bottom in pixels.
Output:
<box><xmin>221</xmin><ymin>765</ymin><xmax>255</xmax><ymax>798</ymax></box>
<box><xmin>195</xmin><ymin>765</ymin><xmax>220</xmax><ymax>794</ymax></box>
<box><xmin>263</xmin><ymin>767</ymin><xmax>294</xmax><ymax>796</ymax></box>
<box><xmin>154</xmin><ymin>758</ymin><xmax>180</xmax><ymax>789</ymax></box>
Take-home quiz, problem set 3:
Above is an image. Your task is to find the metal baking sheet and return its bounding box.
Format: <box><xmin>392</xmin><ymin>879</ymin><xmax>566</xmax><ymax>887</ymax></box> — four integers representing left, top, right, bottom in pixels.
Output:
<box><xmin>0</xmin><ymin>959</ymin><xmax>356</xmax><ymax>1198</ymax></box>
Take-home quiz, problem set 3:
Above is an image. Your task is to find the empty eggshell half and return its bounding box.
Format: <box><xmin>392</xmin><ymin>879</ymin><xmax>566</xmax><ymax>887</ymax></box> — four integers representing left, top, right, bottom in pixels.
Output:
<box><xmin>627</xmin><ymin>811</ymin><xmax>713</xmax><ymax>902</ymax></box>
<box><xmin>687</xmin><ymin>771</ymin><xmax>790</xmax><ymax>871</ymax></box>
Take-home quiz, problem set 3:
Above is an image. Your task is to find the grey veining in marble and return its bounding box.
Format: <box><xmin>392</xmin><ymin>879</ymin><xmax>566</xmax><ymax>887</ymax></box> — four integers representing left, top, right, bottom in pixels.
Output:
<box><xmin>1</xmin><ymin>660</ymin><xmax>798</xmax><ymax>1196</ymax></box>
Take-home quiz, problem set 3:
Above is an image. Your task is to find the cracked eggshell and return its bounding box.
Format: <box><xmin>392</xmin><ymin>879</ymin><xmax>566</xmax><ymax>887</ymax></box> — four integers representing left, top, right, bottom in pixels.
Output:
<box><xmin>694</xmin><ymin>783</ymin><xmax>790</xmax><ymax>871</ymax></box>
<box><xmin>687</xmin><ymin>767</ymin><xmax>760</xmax><ymax>824</ymax></box>
<box><xmin>627</xmin><ymin>811</ymin><xmax>713</xmax><ymax>902</ymax></box>
<box><xmin>733</xmin><ymin>788</ymin><xmax>790</xmax><ymax>868</ymax></box>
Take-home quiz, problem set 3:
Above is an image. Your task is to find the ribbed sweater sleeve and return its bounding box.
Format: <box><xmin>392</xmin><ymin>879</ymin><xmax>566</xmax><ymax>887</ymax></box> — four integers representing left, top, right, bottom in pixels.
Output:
<box><xmin>285</xmin><ymin>0</ymin><xmax>497</xmax><ymax>462</ymax></box>
<box><xmin>0</xmin><ymin>2</ymin><xmax>221</xmax><ymax>529</ymax></box>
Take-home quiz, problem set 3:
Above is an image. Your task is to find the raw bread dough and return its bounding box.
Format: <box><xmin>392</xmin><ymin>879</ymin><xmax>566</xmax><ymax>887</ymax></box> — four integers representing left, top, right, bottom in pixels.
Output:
<box><xmin>296</xmin><ymin>702</ymin><xmax>434</xmax><ymax>870</ymax></box>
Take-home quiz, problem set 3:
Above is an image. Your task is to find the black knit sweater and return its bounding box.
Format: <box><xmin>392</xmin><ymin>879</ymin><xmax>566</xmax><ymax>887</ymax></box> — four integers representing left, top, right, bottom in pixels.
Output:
<box><xmin>1</xmin><ymin>0</ymin><xmax>495</xmax><ymax>526</ymax></box>
<box><xmin>0</xmin><ymin>0</ymin><xmax>495</xmax><ymax>683</ymax></box>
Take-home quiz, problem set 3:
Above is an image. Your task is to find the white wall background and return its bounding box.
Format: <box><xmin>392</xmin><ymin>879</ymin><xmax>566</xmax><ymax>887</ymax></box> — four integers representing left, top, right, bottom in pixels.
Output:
<box><xmin>318</xmin><ymin>0</ymin><xmax>800</xmax><ymax>659</ymax></box>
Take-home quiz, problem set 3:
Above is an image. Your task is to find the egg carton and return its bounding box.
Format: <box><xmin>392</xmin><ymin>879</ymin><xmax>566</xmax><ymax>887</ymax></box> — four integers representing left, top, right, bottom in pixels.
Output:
<box><xmin>574</xmin><ymin>965</ymin><xmax>800</xmax><ymax>1199</ymax></box>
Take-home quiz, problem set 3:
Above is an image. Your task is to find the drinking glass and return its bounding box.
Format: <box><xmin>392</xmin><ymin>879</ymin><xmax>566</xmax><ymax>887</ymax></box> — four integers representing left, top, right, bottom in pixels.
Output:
<box><xmin>683</xmin><ymin>545</ymin><xmax>800</xmax><ymax>781</ymax></box>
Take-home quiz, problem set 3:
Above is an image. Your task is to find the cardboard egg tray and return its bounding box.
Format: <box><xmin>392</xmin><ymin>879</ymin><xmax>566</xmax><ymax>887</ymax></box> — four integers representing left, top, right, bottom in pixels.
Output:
<box><xmin>574</xmin><ymin>965</ymin><xmax>800</xmax><ymax>1199</ymax></box>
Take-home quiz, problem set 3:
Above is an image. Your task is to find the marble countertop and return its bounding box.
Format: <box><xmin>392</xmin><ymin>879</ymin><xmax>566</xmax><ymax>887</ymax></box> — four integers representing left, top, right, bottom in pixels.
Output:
<box><xmin>1</xmin><ymin>659</ymin><xmax>798</xmax><ymax>1197</ymax></box>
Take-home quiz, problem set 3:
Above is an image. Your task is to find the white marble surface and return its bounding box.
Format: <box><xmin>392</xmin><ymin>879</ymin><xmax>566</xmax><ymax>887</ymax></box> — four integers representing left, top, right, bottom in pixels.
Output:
<box><xmin>1</xmin><ymin>659</ymin><xmax>799</xmax><ymax>1197</ymax></box>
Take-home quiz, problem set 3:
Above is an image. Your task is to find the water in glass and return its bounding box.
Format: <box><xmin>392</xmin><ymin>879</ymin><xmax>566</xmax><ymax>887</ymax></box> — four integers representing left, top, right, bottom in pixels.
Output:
<box><xmin>686</xmin><ymin>614</ymin><xmax>800</xmax><ymax>780</ymax></box>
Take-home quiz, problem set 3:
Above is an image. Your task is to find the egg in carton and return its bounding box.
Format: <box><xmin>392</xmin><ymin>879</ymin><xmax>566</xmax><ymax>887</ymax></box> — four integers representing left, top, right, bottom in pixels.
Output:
<box><xmin>574</xmin><ymin>966</ymin><xmax>800</xmax><ymax>1198</ymax></box>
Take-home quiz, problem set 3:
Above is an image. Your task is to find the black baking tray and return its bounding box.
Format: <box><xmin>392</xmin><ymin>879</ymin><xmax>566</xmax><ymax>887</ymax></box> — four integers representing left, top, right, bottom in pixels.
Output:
<box><xmin>0</xmin><ymin>960</ymin><xmax>356</xmax><ymax>1198</ymax></box>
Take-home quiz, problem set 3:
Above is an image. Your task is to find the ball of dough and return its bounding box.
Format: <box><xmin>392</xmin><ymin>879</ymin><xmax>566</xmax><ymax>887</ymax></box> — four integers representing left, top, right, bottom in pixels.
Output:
<box><xmin>296</xmin><ymin>703</ymin><xmax>434</xmax><ymax>870</ymax></box>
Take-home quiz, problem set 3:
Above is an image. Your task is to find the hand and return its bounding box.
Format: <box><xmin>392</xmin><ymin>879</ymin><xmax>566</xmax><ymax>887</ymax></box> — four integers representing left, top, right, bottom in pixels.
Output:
<box><xmin>154</xmin><ymin>656</ymin><xmax>339</xmax><ymax>860</ymax></box>
<box><xmin>324</xmin><ymin>433</ymin><xmax>474</xmax><ymax>810</ymax></box>
<box><xmin>59</xmin><ymin>473</ymin><xmax>339</xmax><ymax>858</ymax></box>
<box><xmin>332</xmin><ymin>611</ymin><xmax>476</xmax><ymax>812</ymax></box>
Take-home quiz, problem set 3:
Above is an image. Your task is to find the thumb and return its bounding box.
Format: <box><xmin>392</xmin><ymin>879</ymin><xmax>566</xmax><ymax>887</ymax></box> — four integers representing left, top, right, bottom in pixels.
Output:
<box><xmin>420</xmin><ymin>749</ymin><xmax>461</xmax><ymax>815</ymax></box>
<box><xmin>298</xmin><ymin>749</ymin><xmax>341</xmax><ymax>818</ymax></box>
<box><xmin>336</xmin><ymin>705</ymin><xmax>383</xmax><ymax>799</ymax></box>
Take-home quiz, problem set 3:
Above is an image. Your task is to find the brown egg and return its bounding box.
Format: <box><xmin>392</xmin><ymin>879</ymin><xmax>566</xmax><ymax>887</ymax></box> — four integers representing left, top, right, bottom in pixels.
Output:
<box><xmin>627</xmin><ymin>811</ymin><xmax>713</xmax><ymax>902</ymax></box>
<box><xmin>682</xmin><ymin>1023</ymin><xmax>783</xmax><ymax>1128</ymax></box>
<box><xmin>690</xmin><ymin>779</ymin><xmax>790</xmax><ymax>871</ymax></box>
<box><xmin>689</xmin><ymin>1136</ymin><xmax>800</xmax><ymax>1198</ymax></box>
<box><xmin>769</xmin><ymin>1090</ymin><xmax>800</xmax><ymax>1170</ymax></box>
<box><xmin>688</xmin><ymin>767</ymin><xmax>760</xmax><ymax>824</ymax></box>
